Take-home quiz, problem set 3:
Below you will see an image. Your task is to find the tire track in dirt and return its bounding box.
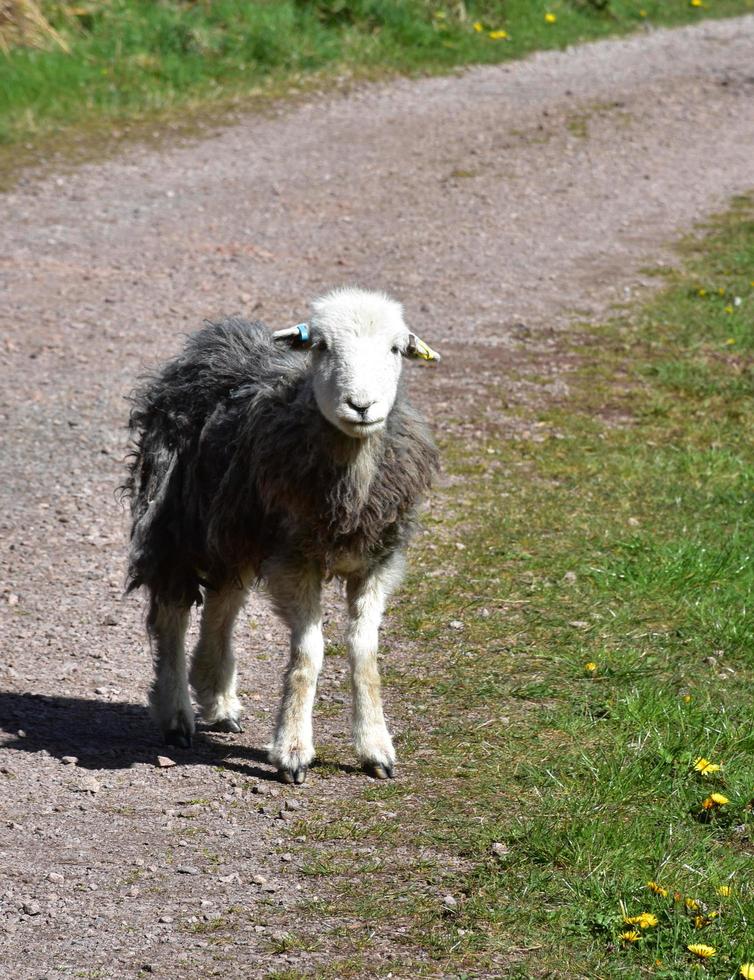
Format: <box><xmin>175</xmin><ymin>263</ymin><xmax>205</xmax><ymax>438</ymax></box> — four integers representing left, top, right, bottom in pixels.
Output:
<box><xmin>1</xmin><ymin>16</ymin><xmax>753</xmax><ymax>978</ymax></box>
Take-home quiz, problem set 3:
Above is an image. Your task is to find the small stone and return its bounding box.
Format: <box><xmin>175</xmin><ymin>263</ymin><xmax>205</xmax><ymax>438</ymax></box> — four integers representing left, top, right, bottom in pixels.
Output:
<box><xmin>562</xmin><ymin>571</ymin><xmax>577</xmax><ymax>585</ymax></box>
<box><xmin>48</xmin><ymin>872</ymin><xmax>65</xmax><ymax>885</ymax></box>
<box><xmin>448</xmin><ymin>620</ymin><xmax>464</xmax><ymax>631</ymax></box>
<box><xmin>442</xmin><ymin>894</ymin><xmax>457</xmax><ymax>911</ymax></box>
<box><xmin>568</xmin><ymin>620</ymin><xmax>589</xmax><ymax>629</ymax></box>
<box><xmin>157</xmin><ymin>756</ymin><xmax>176</xmax><ymax>769</ymax></box>
<box><xmin>79</xmin><ymin>776</ymin><xmax>101</xmax><ymax>794</ymax></box>
<box><xmin>280</xmin><ymin>853</ymin><xmax>293</xmax><ymax>863</ymax></box>
<box><xmin>251</xmin><ymin>783</ymin><xmax>268</xmax><ymax>795</ymax></box>
<box><xmin>479</xmin><ymin>607</ymin><xmax>491</xmax><ymax>618</ymax></box>
<box><xmin>7</xmin><ymin>593</ymin><xmax>19</xmax><ymax>606</ymax></box>
<box><xmin>61</xmin><ymin>756</ymin><xmax>78</xmax><ymax>766</ymax></box>
<box><xmin>159</xmin><ymin>915</ymin><xmax>173</xmax><ymax>924</ymax></box>
<box><xmin>284</xmin><ymin>799</ymin><xmax>301</xmax><ymax>812</ymax></box>
<box><xmin>23</xmin><ymin>901</ymin><xmax>41</xmax><ymax>915</ymax></box>
<box><xmin>176</xmin><ymin>865</ymin><xmax>199</xmax><ymax>875</ymax></box>
<box><xmin>491</xmin><ymin>842</ymin><xmax>510</xmax><ymax>858</ymax></box>
<box><xmin>252</xmin><ymin>875</ymin><xmax>267</xmax><ymax>887</ymax></box>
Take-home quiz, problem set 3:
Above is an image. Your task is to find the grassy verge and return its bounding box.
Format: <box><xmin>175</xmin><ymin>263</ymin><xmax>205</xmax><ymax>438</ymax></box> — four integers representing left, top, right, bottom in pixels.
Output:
<box><xmin>2</xmin><ymin>0</ymin><xmax>753</xmax><ymax>152</ymax></box>
<box><xmin>281</xmin><ymin>200</ymin><xmax>754</xmax><ymax>977</ymax></box>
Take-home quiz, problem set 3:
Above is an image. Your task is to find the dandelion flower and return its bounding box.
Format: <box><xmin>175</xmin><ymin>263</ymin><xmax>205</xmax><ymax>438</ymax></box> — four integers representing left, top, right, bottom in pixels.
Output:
<box><xmin>624</xmin><ymin>912</ymin><xmax>658</xmax><ymax>928</ymax></box>
<box><xmin>688</xmin><ymin>944</ymin><xmax>715</xmax><ymax>958</ymax></box>
<box><xmin>694</xmin><ymin>757</ymin><xmax>721</xmax><ymax>775</ymax></box>
<box><xmin>683</xmin><ymin>694</ymin><xmax>693</xmax><ymax>703</ymax></box>
<box><xmin>690</xmin><ymin>0</ymin><xmax>704</xmax><ymax>6</ymax></box>
<box><xmin>686</xmin><ymin>898</ymin><xmax>701</xmax><ymax>911</ymax></box>
<box><xmin>472</xmin><ymin>20</ymin><xmax>484</xmax><ymax>32</ymax></box>
<box><xmin>697</xmin><ymin>287</ymin><xmax>707</xmax><ymax>296</ymax></box>
<box><xmin>545</xmin><ymin>12</ymin><xmax>557</xmax><ymax>23</ymax></box>
<box><xmin>488</xmin><ymin>29</ymin><xmax>508</xmax><ymax>39</ymax></box>
<box><xmin>717</xmin><ymin>885</ymin><xmax>732</xmax><ymax>897</ymax></box>
<box><xmin>701</xmin><ymin>793</ymin><xmax>729</xmax><ymax>810</ymax></box>
<box><xmin>726</xmin><ymin>337</ymin><xmax>737</xmax><ymax>344</ymax></box>
<box><xmin>647</xmin><ymin>881</ymin><xmax>669</xmax><ymax>897</ymax></box>
<box><xmin>740</xmin><ymin>965</ymin><xmax>754</xmax><ymax>979</ymax></box>
<box><xmin>724</xmin><ymin>305</ymin><xmax>734</xmax><ymax>314</ymax></box>
<box><xmin>584</xmin><ymin>662</ymin><xmax>597</xmax><ymax>672</ymax></box>
<box><xmin>719</xmin><ymin>287</ymin><xmax>726</xmax><ymax>296</ymax></box>
<box><xmin>620</xmin><ymin>930</ymin><xmax>641</xmax><ymax>942</ymax></box>
<box><xmin>639</xmin><ymin>9</ymin><xmax>648</xmax><ymax>16</ymax></box>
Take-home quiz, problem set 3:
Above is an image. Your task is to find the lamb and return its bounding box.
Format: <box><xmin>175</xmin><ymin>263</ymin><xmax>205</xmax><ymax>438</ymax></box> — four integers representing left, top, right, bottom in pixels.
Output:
<box><xmin>124</xmin><ymin>287</ymin><xmax>441</xmax><ymax>784</ymax></box>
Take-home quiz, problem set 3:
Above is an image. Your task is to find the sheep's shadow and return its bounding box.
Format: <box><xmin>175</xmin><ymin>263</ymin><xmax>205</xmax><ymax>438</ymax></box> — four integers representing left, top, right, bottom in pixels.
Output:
<box><xmin>0</xmin><ymin>690</ymin><xmax>281</xmax><ymax>780</ymax></box>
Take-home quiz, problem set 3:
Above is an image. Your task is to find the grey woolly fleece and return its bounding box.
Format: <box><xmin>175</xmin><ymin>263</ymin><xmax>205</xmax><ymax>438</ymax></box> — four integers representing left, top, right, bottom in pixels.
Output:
<box><xmin>124</xmin><ymin>317</ymin><xmax>439</xmax><ymax>606</ymax></box>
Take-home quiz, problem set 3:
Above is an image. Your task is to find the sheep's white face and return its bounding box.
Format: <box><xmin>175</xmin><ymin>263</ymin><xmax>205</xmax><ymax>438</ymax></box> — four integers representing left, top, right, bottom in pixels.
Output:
<box><xmin>309</xmin><ymin>292</ymin><xmax>407</xmax><ymax>439</ymax></box>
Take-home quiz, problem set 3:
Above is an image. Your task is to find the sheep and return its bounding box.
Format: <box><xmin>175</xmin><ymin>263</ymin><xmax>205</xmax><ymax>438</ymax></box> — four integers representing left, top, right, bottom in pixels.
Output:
<box><xmin>124</xmin><ymin>287</ymin><xmax>441</xmax><ymax>784</ymax></box>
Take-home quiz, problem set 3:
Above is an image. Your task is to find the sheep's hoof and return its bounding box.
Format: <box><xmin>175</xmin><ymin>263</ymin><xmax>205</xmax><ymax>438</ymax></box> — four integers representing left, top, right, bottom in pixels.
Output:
<box><xmin>364</xmin><ymin>761</ymin><xmax>394</xmax><ymax>780</ymax></box>
<box><xmin>211</xmin><ymin>717</ymin><xmax>243</xmax><ymax>735</ymax></box>
<box><xmin>165</xmin><ymin>727</ymin><xmax>192</xmax><ymax>750</ymax></box>
<box><xmin>279</xmin><ymin>765</ymin><xmax>308</xmax><ymax>786</ymax></box>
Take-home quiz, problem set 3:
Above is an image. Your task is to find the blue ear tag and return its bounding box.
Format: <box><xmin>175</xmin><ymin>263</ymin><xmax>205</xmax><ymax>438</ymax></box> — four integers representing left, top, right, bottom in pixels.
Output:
<box><xmin>295</xmin><ymin>323</ymin><xmax>310</xmax><ymax>344</ymax></box>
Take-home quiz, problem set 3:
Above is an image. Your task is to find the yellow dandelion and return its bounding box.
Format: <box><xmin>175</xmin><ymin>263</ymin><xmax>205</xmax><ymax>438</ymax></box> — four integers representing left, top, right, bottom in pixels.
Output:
<box><xmin>686</xmin><ymin>898</ymin><xmax>701</xmax><ymax>911</ymax></box>
<box><xmin>697</xmin><ymin>287</ymin><xmax>707</xmax><ymax>296</ymax></box>
<box><xmin>472</xmin><ymin>20</ymin><xmax>484</xmax><ymax>32</ymax></box>
<box><xmin>702</xmin><ymin>793</ymin><xmax>729</xmax><ymax>810</ymax></box>
<box><xmin>584</xmin><ymin>661</ymin><xmax>597</xmax><ymax>672</ymax></box>
<box><xmin>718</xmin><ymin>287</ymin><xmax>726</xmax><ymax>295</ymax></box>
<box><xmin>488</xmin><ymin>29</ymin><xmax>508</xmax><ymax>39</ymax></box>
<box><xmin>433</xmin><ymin>10</ymin><xmax>447</xmax><ymax>18</ymax></box>
<box><xmin>690</xmin><ymin>0</ymin><xmax>704</xmax><ymax>6</ymax></box>
<box><xmin>545</xmin><ymin>12</ymin><xmax>557</xmax><ymax>23</ymax></box>
<box><xmin>740</xmin><ymin>965</ymin><xmax>754</xmax><ymax>979</ymax></box>
<box><xmin>688</xmin><ymin>944</ymin><xmax>715</xmax><ymax>959</ymax></box>
<box><xmin>717</xmin><ymin>885</ymin><xmax>732</xmax><ymax>897</ymax></box>
<box><xmin>639</xmin><ymin>9</ymin><xmax>648</xmax><ymax>16</ymax></box>
<box><xmin>620</xmin><ymin>930</ymin><xmax>641</xmax><ymax>942</ymax></box>
<box><xmin>624</xmin><ymin>912</ymin><xmax>658</xmax><ymax>928</ymax></box>
<box><xmin>694</xmin><ymin>757</ymin><xmax>722</xmax><ymax>775</ymax></box>
<box><xmin>724</xmin><ymin>305</ymin><xmax>734</xmax><ymax>314</ymax></box>
<box><xmin>726</xmin><ymin>337</ymin><xmax>737</xmax><ymax>344</ymax></box>
<box><xmin>647</xmin><ymin>880</ymin><xmax>669</xmax><ymax>897</ymax></box>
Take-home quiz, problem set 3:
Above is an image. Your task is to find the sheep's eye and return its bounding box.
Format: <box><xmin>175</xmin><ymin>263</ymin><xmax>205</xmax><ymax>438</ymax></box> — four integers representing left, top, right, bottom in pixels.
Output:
<box><xmin>391</xmin><ymin>344</ymin><xmax>401</xmax><ymax>355</ymax></box>
<box><xmin>315</xmin><ymin>338</ymin><xmax>328</xmax><ymax>352</ymax></box>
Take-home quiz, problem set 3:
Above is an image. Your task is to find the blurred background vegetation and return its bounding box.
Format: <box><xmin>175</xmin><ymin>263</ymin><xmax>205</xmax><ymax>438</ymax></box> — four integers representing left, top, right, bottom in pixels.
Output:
<box><xmin>1</xmin><ymin>0</ymin><xmax>753</xmax><ymax>147</ymax></box>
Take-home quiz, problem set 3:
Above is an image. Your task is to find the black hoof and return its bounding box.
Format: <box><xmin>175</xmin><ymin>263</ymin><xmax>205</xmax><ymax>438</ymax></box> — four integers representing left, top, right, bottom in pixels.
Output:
<box><xmin>279</xmin><ymin>766</ymin><xmax>308</xmax><ymax>786</ymax></box>
<box><xmin>364</xmin><ymin>762</ymin><xmax>394</xmax><ymax>780</ymax></box>
<box><xmin>165</xmin><ymin>728</ymin><xmax>192</xmax><ymax>750</ymax></box>
<box><xmin>211</xmin><ymin>717</ymin><xmax>243</xmax><ymax>734</ymax></box>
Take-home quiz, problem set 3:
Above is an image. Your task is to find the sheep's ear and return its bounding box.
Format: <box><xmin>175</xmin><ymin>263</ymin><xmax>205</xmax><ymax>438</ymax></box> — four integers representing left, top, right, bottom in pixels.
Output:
<box><xmin>272</xmin><ymin>323</ymin><xmax>312</xmax><ymax>347</ymax></box>
<box><xmin>405</xmin><ymin>332</ymin><xmax>441</xmax><ymax>363</ymax></box>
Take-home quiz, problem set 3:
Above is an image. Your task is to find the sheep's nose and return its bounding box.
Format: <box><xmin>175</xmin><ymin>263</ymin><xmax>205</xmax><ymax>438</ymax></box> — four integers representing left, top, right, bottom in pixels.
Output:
<box><xmin>347</xmin><ymin>398</ymin><xmax>374</xmax><ymax>416</ymax></box>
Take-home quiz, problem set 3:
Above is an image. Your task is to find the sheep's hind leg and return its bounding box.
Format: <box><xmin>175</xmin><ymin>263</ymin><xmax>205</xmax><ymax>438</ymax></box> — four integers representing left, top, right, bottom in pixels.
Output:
<box><xmin>267</xmin><ymin>562</ymin><xmax>323</xmax><ymax>785</ymax></box>
<box><xmin>190</xmin><ymin>581</ymin><xmax>248</xmax><ymax>734</ymax></box>
<box><xmin>147</xmin><ymin>597</ymin><xmax>194</xmax><ymax>748</ymax></box>
<box><xmin>347</xmin><ymin>558</ymin><xmax>404</xmax><ymax>779</ymax></box>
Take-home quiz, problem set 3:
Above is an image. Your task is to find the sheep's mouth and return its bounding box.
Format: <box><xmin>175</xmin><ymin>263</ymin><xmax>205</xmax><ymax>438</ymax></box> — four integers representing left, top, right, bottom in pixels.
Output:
<box><xmin>340</xmin><ymin>417</ymin><xmax>386</xmax><ymax>437</ymax></box>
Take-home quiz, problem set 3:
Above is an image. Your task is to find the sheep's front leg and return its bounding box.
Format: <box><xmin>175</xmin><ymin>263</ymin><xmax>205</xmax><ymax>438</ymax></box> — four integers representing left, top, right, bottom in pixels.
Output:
<box><xmin>267</xmin><ymin>562</ymin><xmax>323</xmax><ymax>785</ymax></box>
<box><xmin>189</xmin><ymin>580</ymin><xmax>248</xmax><ymax>734</ymax></box>
<box><xmin>147</xmin><ymin>596</ymin><xmax>194</xmax><ymax>748</ymax></box>
<box><xmin>347</xmin><ymin>555</ymin><xmax>405</xmax><ymax>779</ymax></box>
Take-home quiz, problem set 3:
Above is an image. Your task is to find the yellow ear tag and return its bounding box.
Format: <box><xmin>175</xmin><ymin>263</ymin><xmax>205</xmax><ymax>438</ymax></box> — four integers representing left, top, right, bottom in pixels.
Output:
<box><xmin>407</xmin><ymin>333</ymin><xmax>442</xmax><ymax>362</ymax></box>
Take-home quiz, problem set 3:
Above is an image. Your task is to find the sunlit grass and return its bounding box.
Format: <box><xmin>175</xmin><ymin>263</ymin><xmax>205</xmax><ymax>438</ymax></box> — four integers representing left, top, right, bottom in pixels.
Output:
<box><xmin>1</xmin><ymin>0</ymin><xmax>753</xmax><ymax>149</ymax></box>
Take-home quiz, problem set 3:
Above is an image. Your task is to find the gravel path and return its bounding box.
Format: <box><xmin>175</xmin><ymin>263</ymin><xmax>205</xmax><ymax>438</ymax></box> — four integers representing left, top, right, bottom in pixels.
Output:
<box><xmin>1</xmin><ymin>16</ymin><xmax>753</xmax><ymax>978</ymax></box>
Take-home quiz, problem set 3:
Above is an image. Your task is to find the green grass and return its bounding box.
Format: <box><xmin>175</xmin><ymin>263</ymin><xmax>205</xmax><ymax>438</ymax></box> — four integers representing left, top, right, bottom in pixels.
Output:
<box><xmin>1</xmin><ymin>0</ymin><xmax>753</xmax><ymax>152</ymax></box>
<box><xmin>283</xmin><ymin>201</ymin><xmax>754</xmax><ymax>976</ymax></box>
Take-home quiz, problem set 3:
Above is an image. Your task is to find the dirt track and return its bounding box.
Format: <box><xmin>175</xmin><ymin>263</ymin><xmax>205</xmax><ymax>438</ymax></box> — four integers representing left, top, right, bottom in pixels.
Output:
<box><xmin>1</xmin><ymin>16</ymin><xmax>754</xmax><ymax>978</ymax></box>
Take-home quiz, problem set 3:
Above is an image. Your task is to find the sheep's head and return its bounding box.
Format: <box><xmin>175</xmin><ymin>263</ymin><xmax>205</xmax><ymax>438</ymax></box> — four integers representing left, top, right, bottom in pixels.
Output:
<box><xmin>274</xmin><ymin>288</ymin><xmax>441</xmax><ymax>440</ymax></box>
